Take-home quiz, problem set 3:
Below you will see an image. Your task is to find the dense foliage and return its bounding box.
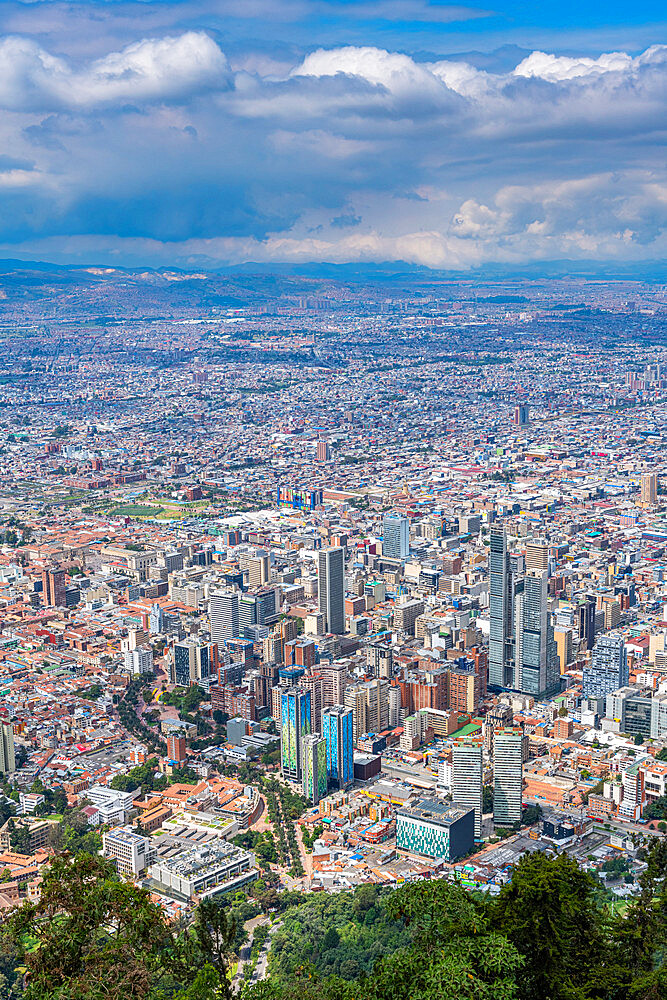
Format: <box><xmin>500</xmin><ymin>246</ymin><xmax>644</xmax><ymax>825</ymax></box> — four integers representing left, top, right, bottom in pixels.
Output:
<box><xmin>0</xmin><ymin>841</ymin><xmax>665</xmax><ymax>1000</ymax></box>
<box><xmin>246</xmin><ymin>842</ymin><xmax>667</xmax><ymax>1000</ymax></box>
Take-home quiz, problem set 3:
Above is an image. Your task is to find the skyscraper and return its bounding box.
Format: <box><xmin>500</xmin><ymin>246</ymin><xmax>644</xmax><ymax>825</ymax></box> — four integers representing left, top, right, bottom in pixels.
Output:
<box><xmin>42</xmin><ymin>567</ymin><xmax>66</xmax><ymax>607</ymax></box>
<box><xmin>489</xmin><ymin>528</ymin><xmax>513</xmax><ymax>688</ymax></box>
<box><xmin>514</xmin><ymin>570</ymin><xmax>559</xmax><ymax>698</ymax></box>
<box><xmin>452</xmin><ymin>743</ymin><xmax>483</xmax><ymax>839</ymax></box>
<box><xmin>578</xmin><ymin>597</ymin><xmax>596</xmax><ymax>651</ymax></box>
<box><xmin>208</xmin><ymin>590</ymin><xmax>239</xmax><ymax>644</ymax></box>
<box><xmin>318</xmin><ymin>546</ymin><xmax>345</xmax><ymax>634</ymax></box>
<box><xmin>322</xmin><ymin>704</ymin><xmax>354</xmax><ymax>790</ymax></box>
<box><xmin>582</xmin><ymin>634</ymin><xmax>628</xmax><ymax>700</ymax></box>
<box><xmin>525</xmin><ymin>540</ymin><xmax>549</xmax><ymax>573</ymax></box>
<box><xmin>301</xmin><ymin>733</ymin><xmax>328</xmax><ymax>804</ymax></box>
<box><xmin>493</xmin><ymin>728</ymin><xmax>523</xmax><ymax>827</ymax></box>
<box><xmin>382</xmin><ymin>512</ymin><xmax>410</xmax><ymax>561</ymax></box>
<box><xmin>641</xmin><ymin>472</ymin><xmax>658</xmax><ymax>505</ymax></box>
<box><xmin>0</xmin><ymin>722</ymin><xmax>15</xmax><ymax>774</ymax></box>
<box><xmin>281</xmin><ymin>688</ymin><xmax>312</xmax><ymax>781</ymax></box>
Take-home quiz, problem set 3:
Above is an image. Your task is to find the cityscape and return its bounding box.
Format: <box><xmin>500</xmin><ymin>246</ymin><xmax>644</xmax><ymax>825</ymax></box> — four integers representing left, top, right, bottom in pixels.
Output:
<box><xmin>0</xmin><ymin>0</ymin><xmax>664</xmax><ymax>997</ymax></box>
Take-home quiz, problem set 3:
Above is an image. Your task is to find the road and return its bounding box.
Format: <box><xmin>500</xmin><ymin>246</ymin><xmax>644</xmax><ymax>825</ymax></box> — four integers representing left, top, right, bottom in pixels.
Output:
<box><xmin>233</xmin><ymin>914</ymin><xmax>270</xmax><ymax>988</ymax></box>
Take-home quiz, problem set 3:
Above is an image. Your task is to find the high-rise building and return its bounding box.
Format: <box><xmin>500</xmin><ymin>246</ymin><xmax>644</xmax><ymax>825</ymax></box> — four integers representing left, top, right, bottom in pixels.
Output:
<box><xmin>318</xmin><ymin>547</ymin><xmax>345</xmax><ymax>634</ymax></box>
<box><xmin>514</xmin><ymin>569</ymin><xmax>559</xmax><ymax>698</ymax></box>
<box><xmin>322</xmin><ymin>705</ymin><xmax>354</xmax><ymax>790</ymax></box>
<box><xmin>387</xmin><ymin>510</ymin><xmax>412</xmax><ymax>552</ymax></box>
<box><xmin>301</xmin><ymin>733</ymin><xmax>328</xmax><ymax>804</ymax></box>
<box><xmin>316</xmin><ymin>440</ymin><xmax>330</xmax><ymax>462</ymax></box>
<box><xmin>344</xmin><ymin>677</ymin><xmax>389</xmax><ymax>742</ymax></box>
<box><xmin>281</xmin><ymin>688</ymin><xmax>312</xmax><ymax>781</ymax></box>
<box><xmin>493</xmin><ymin>728</ymin><xmax>523</xmax><ymax>827</ymax></box>
<box><xmin>321</xmin><ymin>660</ymin><xmax>347</xmax><ymax>707</ymax></box>
<box><xmin>513</xmin><ymin>403</ymin><xmax>529</xmax><ymax>425</ymax></box>
<box><xmin>124</xmin><ymin>647</ymin><xmax>154</xmax><ymax>676</ymax></box>
<box><xmin>248</xmin><ymin>552</ymin><xmax>270</xmax><ymax>587</ymax></box>
<box><xmin>452</xmin><ymin>743</ymin><xmax>483</xmax><ymax>839</ymax></box>
<box><xmin>166</xmin><ymin>732</ymin><xmax>187</xmax><ymax>764</ymax></box>
<box><xmin>525</xmin><ymin>540</ymin><xmax>549</xmax><ymax>573</ymax></box>
<box><xmin>578</xmin><ymin>597</ymin><xmax>596</xmax><ymax>651</ymax></box>
<box><xmin>489</xmin><ymin>528</ymin><xmax>513</xmax><ymax>689</ymax></box>
<box><xmin>382</xmin><ymin>512</ymin><xmax>410</xmax><ymax>561</ymax></box>
<box><xmin>0</xmin><ymin>722</ymin><xmax>15</xmax><ymax>774</ymax></box>
<box><xmin>583</xmin><ymin>634</ymin><xmax>628</xmax><ymax>700</ymax></box>
<box><xmin>172</xmin><ymin>639</ymin><xmax>214</xmax><ymax>688</ymax></box>
<box><xmin>209</xmin><ymin>590</ymin><xmax>239</xmax><ymax>644</ymax></box>
<box><xmin>42</xmin><ymin>567</ymin><xmax>66</xmax><ymax>607</ymax></box>
<box><xmin>641</xmin><ymin>472</ymin><xmax>658</xmax><ymax>505</ymax></box>
<box><xmin>302</xmin><ymin>671</ymin><xmax>324</xmax><ymax>730</ymax></box>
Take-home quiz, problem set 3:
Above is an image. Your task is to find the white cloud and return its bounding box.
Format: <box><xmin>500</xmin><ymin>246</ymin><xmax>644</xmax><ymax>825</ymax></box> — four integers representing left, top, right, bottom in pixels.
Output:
<box><xmin>0</xmin><ymin>31</ymin><xmax>230</xmax><ymax>110</ymax></box>
<box><xmin>513</xmin><ymin>50</ymin><xmax>633</xmax><ymax>81</ymax></box>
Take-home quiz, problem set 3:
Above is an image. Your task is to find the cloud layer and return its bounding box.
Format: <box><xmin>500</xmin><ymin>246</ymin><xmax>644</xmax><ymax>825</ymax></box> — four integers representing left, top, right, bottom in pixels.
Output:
<box><xmin>0</xmin><ymin>24</ymin><xmax>664</xmax><ymax>268</ymax></box>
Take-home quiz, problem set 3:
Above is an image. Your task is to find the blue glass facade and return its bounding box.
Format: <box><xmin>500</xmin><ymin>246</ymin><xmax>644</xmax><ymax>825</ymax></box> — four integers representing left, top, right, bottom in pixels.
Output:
<box><xmin>281</xmin><ymin>689</ymin><xmax>311</xmax><ymax>781</ymax></box>
<box><xmin>323</xmin><ymin>705</ymin><xmax>353</xmax><ymax>790</ymax></box>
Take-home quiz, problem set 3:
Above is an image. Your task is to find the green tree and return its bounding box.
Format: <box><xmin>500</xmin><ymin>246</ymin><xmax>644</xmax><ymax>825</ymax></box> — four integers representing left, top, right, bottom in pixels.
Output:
<box><xmin>492</xmin><ymin>851</ymin><xmax>605</xmax><ymax>1000</ymax></box>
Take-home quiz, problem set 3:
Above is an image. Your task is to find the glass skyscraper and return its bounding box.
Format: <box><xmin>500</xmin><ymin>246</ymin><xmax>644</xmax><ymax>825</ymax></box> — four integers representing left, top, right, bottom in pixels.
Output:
<box><xmin>322</xmin><ymin>704</ymin><xmax>354</xmax><ymax>790</ymax></box>
<box><xmin>281</xmin><ymin>688</ymin><xmax>312</xmax><ymax>781</ymax></box>
<box><xmin>382</xmin><ymin>512</ymin><xmax>409</xmax><ymax>561</ymax></box>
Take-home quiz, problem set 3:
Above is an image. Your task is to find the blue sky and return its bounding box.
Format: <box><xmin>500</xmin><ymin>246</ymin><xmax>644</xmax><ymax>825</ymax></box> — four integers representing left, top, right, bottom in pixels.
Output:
<box><xmin>0</xmin><ymin>0</ymin><xmax>664</xmax><ymax>269</ymax></box>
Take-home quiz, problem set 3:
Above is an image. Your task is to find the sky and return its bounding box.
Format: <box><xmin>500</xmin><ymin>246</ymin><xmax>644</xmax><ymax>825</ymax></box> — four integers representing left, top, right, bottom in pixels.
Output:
<box><xmin>0</xmin><ymin>0</ymin><xmax>664</xmax><ymax>270</ymax></box>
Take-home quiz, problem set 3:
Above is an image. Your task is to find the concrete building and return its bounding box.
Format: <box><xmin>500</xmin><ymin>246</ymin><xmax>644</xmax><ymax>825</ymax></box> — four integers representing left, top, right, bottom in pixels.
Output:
<box><xmin>382</xmin><ymin>512</ymin><xmax>409</xmax><ymax>561</ymax></box>
<box><xmin>103</xmin><ymin>826</ymin><xmax>153</xmax><ymax>876</ymax></box>
<box><xmin>583</xmin><ymin>634</ymin><xmax>628</xmax><ymax>700</ymax></box>
<box><xmin>396</xmin><ymin>799</ymin><xmax>474</xmax><ymax>862</ymax></box>
<box><xmin>452</xmin><ymin>743</ymin><xmax>483</xmax><ymax>839</ymax></box>
<box><xmin>318</xmin><ymin>547</ymin><xmax>345</xmax><ymax>634</ymax></box>
<box><xmin>493</xmin><ymin>728</ymin><xmax>523</xmax><ymax>827</ymax></box>
<box><xmin>0</xmin><ymin>722</ymin><xmax>15</xmax><ymax>774</ymax></box>
<box><xmin>148</xmin><ymin>841</ymin><xmax>255</xmax><ymax>900</ymax></box>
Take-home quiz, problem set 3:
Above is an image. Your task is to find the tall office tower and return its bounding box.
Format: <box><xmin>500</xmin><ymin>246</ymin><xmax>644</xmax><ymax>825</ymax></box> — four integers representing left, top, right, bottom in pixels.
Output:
<box><xmin>641</xmin><ymin>472</ymin><xmax>658</xmax><ymax>505</ymax></box>
<box><xmin>42</xmin><ymin>567</ymin><xmax>66</xmax><ymax>607</ymax></box>
<box><xmin>301</xmin><ymin>733</ymin><xmax>328</xmax><ymax>805</ymax></box>
<box><xmin>344</xmin><ymin>678</ymin><xmax>389</xmax><ymax>742</ymax></box>
<box><xmin>525</xmin><ymin>540</ymin><xmax>549</xmax><ymax>574</ymax></box>
<box><xmin>514</xmin><ymin>570</ymin><xmax>559</xmax><ymax>698</ymax></box>
<box><xmin>318</xmin><ymin>547</ymin><xmax>345</xmax><ymax>634</ymax></box>
<box><xmin>172</xmin><ymin>639</ymin><xmax>214</xmax><ymax>687</ymax></box>
<box><xmin>322</xmin><ymin>705</ymin><xmax>354</xmax><ymax>790</ymax></box>
<box><xmin>257</xmin><ymin>662</ymin><xmax>280</xmax><ymax>710</ymax></box>
<box><xmin>166</xmin><ymin>732</ymin><xmax>187</xmax><ymax>764</ymax></box>
<box><xmin>209</xmin><ymin>590</ymin><xmax>239</xmax><ymax>644</ymax></box>
<box><xmin>493</xmin><ymin>728</ymin><xmax>523</xmax><ymax>827</ymax></box>
<box><xmin>0</xmin><ymin>722</ymin><xmax>15</xmax><ymax>774</ymax></box>
<box><xmin>281</xmin><ymin>688</ymin><xmax>312</xmax><ymax>781</ymax></box>
<box><xmin>302</xmin><ymin>671</ymin><xmax>325</xmax><ymax>730</ymax></box>
<box><xmin>388</xmin><ymin>684</ymin><xmax>402</xmax><ymax>727</ymax></box>
<box><xmin>578</xmin><ymin>597</ymin><xmax>596</xmax><ymax>651</ymax></box>
<box><xmin>382</xmin><ymin>512</ymin><xmax>410</xmax><ymax>561</ymax></box>
<box><xmin>452</xmin><ymin>743</ymin><xmax>483</xmax><ymax>839</ymax></box>
<box><xmin>248</xmin><ymin>552</ymin><xmax>270</xmax><ymax>587</ymax></box>
<box><xmin>366</xmin><ymin>642</ymin><xmax>393</xmax><ymax>678</ymax></box>
<box><xmin>583</xmin><ymin>634</ymin><xmax>628</xmax><ymax>700</ymax></box>
<box><xmin>513</xmin><ymin>403</ymin><xmax>529</xmax><ymax>425</ymax></box>
<box><xmin>321</xmin><ymin>660</ymin><xmax>347</xmax><ymax>707</ymax></box>
<box><xmin>316</xmin><ymin>440</ymin><xmax>330</xmax><ymax>462</ymax></box>
<box><xmin>489</xmin><ymin>528</ymin><xmax>514</xmax><ymax>688</ymax></box>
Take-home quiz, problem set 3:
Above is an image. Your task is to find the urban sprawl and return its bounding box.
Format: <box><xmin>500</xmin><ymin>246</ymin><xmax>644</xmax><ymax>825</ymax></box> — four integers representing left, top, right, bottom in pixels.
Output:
<box><xmin>0</xmin><ymin>264</ymin><xmax>665</xmax><ymax>979</ymax></box>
